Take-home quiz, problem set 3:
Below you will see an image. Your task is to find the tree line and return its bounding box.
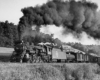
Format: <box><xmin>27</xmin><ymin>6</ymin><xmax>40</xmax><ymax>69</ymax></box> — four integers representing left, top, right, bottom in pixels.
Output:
<box><xmin>0</xmin><ymin>20</ymin><xmax>62</xmax><ymax>47</ymax></box>
<box><xmin>0</xmin><ymin>21</ymin><xmax>18</xmax><ymax>47</ymax></box>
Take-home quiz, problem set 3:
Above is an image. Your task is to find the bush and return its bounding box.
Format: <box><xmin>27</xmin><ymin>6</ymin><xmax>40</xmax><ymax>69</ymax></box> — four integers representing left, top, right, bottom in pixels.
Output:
<box><xmin>29</xmin><ymin>64</ymin><xmax>64</xmax><ymax>80</ymax></box>
<box><xmin>72</xmin><ymin>64</ymin><xmax>95</xmax><ymax>80</ymax></box>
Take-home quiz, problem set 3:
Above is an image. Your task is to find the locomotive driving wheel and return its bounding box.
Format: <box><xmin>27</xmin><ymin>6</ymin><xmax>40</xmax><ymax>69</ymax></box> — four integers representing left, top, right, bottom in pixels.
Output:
<box><xmin>28</xmin><ymin>55</ymin><xmax>33</xmax><ymax>63</ymax></box>
<box><xmin>32</xmin><ymin>54</ymin><xmax>44</xmax><ymax>63</ymax></box>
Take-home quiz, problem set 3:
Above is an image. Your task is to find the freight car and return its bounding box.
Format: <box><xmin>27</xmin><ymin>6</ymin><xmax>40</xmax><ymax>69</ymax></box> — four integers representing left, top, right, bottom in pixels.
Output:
<box><xmin>10</xmin><ymin>40</ymin><xmax>100</xmax><ymax>63</ymax></box>
<box><xmin>88</xmin><ymin>53</ymin><xmax>100</xmax><ymax>63</ymax></box>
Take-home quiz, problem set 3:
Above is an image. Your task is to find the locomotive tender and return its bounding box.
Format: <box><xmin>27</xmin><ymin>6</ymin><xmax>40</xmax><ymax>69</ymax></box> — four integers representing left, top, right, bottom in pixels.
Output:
<box><xmin>10</xmin><ymin>40</ymin><xmax>100</xmax><ymax>63</ymax></box>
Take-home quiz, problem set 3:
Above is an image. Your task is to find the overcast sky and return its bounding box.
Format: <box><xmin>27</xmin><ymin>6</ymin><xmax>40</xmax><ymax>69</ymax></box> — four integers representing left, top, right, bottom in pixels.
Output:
<box><xmin>0</xmin><ymin>0</ymin><xmax>100</xmax><ymax>25</ymax></box>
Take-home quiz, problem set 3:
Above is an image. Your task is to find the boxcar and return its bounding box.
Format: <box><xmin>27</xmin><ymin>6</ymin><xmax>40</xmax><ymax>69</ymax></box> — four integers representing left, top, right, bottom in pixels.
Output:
<box><xmin>76</xmin><ymin>52</ymin><xmax>84</xmax><ymax>62</ymax></box>
<box><xmin>89</xmin><ymin>53</ymin><xmax>98</xmax><ymax>63</ymax></box>
<box><xmin>97</xmin><ymin>57</ymin><xmax>100</xmax><ymax>64</ymax></box>
<box><xmin>84</xmin><ymin>54</ymin><xmax>89</xmax><ymax>62</ymax></box>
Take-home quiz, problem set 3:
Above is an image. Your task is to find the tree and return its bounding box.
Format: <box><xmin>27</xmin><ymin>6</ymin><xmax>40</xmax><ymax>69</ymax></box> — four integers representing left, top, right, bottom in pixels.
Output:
<box><xmin>0</xmin><ymin>21</ymin><xmax>18</xmax><ymax>47</ymax></box>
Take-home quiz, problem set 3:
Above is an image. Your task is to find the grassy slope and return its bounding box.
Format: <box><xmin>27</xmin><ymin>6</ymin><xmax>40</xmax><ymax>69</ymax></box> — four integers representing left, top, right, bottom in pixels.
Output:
<box><xmin>0</xmin><ymin>47</ymin><xmax>14</xmax><ymax>62</ymax></box>
<box><xmin>0</xmin><ymin>47</ymin><xmax>14</xmax><ymax>53</ymax></box>
<box><xmin>0</xmin><ymin>63</ymin><xmax>99</xmax><ymax>80</ymax></box>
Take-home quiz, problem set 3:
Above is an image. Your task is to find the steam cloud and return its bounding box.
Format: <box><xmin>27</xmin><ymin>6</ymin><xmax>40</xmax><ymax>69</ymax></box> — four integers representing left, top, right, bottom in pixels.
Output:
<box><xmin>18</xmin><ymin>0</ymin><xmax>100</xmax><ymax>45</ymax></box>
<box><xmin>40</xmin><ymin>25</ymin><xmax>100</xmax><ymax>45</ymax></box>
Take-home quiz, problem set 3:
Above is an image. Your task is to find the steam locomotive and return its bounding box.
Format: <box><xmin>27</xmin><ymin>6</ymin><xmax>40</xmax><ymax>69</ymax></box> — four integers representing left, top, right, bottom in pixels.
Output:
<box><xmin>10</xmin><ymin>40</ymin><xmax>100</xmax><ymax>63</ymax></box>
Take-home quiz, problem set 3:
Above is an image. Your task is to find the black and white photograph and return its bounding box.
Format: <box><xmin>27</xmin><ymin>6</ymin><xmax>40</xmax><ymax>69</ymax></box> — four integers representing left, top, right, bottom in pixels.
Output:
<box><xmin>0</xmin><ymin>0</ymin><xmax>100</xmax><ymax>80</ymax></box>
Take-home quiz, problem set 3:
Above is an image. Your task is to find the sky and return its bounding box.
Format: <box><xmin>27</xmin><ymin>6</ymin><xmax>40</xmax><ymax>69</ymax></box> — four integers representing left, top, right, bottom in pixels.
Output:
<box><xmin>0</xmin><ymin>0</ymin><xmax>100</xmax><ymax>25</ymax></box>
<box><xmin>0</xmin><ymin>0</ymin><xmax>48</xmax><ymax>25</ymax></box>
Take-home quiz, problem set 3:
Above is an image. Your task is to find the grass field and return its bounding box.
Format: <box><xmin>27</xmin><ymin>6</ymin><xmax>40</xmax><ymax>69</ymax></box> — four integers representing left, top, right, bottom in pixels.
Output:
<box><xmin>0</xmin><ymin>47</ymin><xmax>100</xmax><ymax>80</ymax></box>
<box><xmin>0</xmin><ymin>63</ymin><xmax>99</xmax><ymax>80</ymax></box>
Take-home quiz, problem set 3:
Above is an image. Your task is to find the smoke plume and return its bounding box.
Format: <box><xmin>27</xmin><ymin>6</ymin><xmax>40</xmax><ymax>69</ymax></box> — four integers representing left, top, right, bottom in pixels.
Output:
<box><xmin>18</xmin><ymin>0</ymin><xmax>100</xmax><ymax>45</ymax></box>
<box><xmin>40</xmin><ymin>25</ymin><xmax>100</xmax><ymax>45</ymax></box>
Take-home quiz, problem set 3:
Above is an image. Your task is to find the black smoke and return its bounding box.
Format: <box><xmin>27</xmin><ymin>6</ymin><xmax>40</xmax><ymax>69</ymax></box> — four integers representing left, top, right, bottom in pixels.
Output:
<box><xmin>18</xmin><ymin>0</ymin><xmax>100</xmax><ymax>39</ymax></box>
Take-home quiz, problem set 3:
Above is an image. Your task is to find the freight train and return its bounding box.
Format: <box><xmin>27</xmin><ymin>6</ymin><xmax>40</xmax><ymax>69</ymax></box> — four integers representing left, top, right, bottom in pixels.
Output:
<box><xmin>10</xmin><ymin>40</ymin><xmax>100</xmax><ymax>63</ymax></box>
